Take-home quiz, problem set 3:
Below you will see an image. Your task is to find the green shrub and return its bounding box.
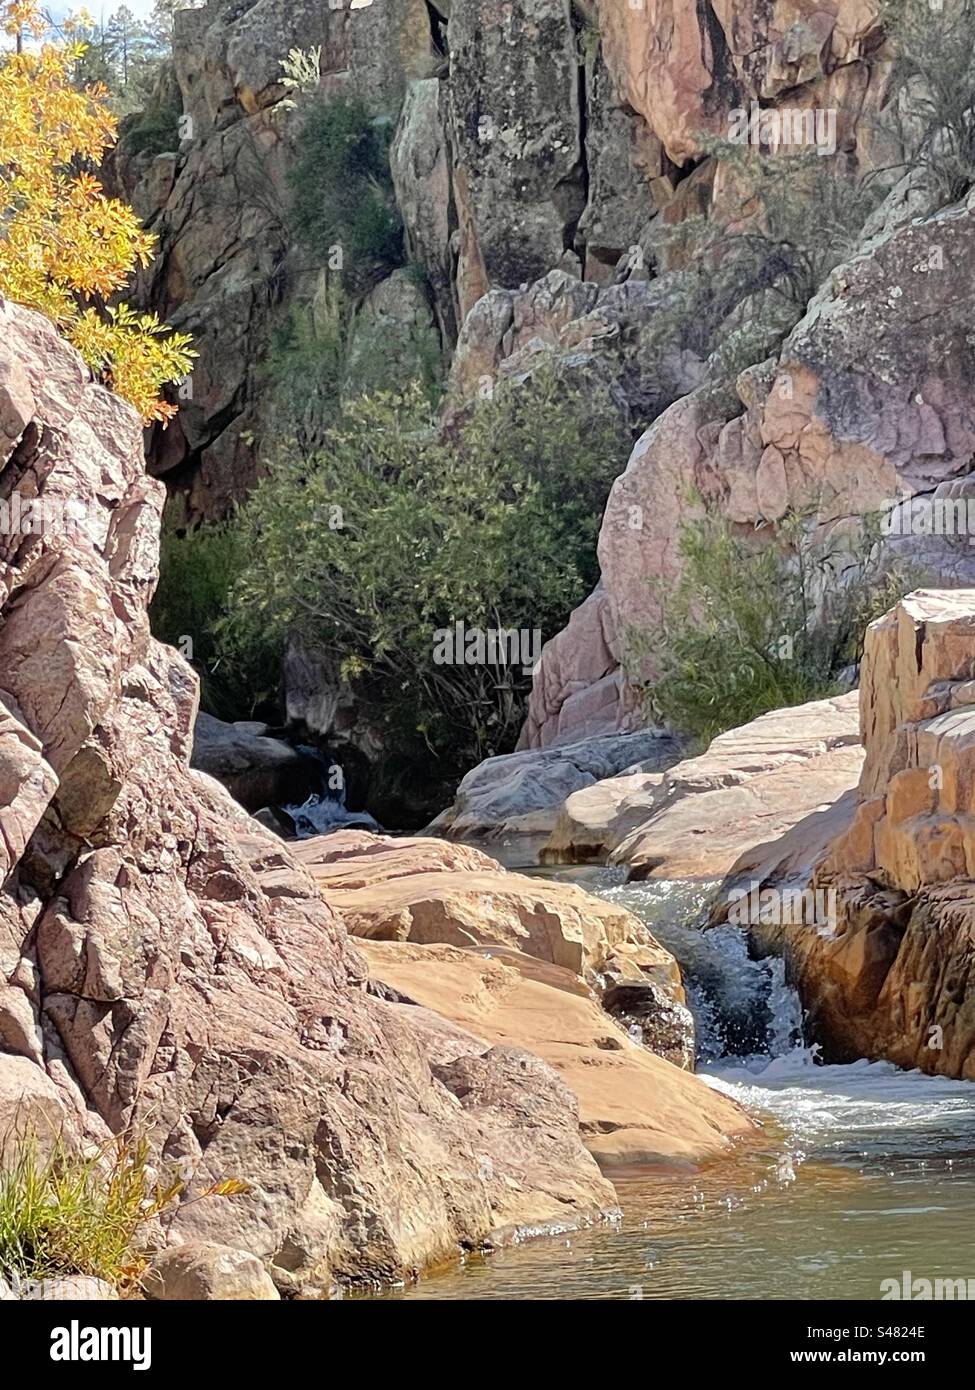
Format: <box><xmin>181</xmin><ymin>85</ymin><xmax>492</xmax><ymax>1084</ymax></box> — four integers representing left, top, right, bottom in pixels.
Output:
<box><xmin>218</xmin><ymin>365</ymin><xmax>631</xmax><ymax>780</ymax></box>
<box><xmin>880</xmin><ymin>0</ymin><xmax>975</xmax><ymax>206</ymax></box>
<box><xmin>287</xmin><ymin>93</ymin><xmax>403</xmax><ymax>286</ymax></box>
<box><xmin>265</xmin><ymin>298</ymin><xmax>349</xmax><ymax>452</ymax></box>
<box><xmin>0</xmin><ymin>1126</ymin><xmax>249</xmax><ymax>1292</ymax></box>
<box><xmin>0</xmin><ymin>1128</ymin><xmax>178</xmax><ymax>1290</ymax></box>
<box><xmin>150</xmin><ymin>505</ymin><xmax>281</xmax><ymax>720</ymax></box>
<box><xmin>266</xmin><ymin>286</ymin><xmax>444</xmax><ymax>451</ymax></box>
<box><xmin>660</xmin><ymin>141</ymin><xmax>881</xmax><ymax>346</ymax></box>
<box><xmin>631</xmin><ymin>507</ymin><xmax>918</xmax><ymax>746</ymax></box>
<box><xmin>123</xmin><ymin>99</ymin><xmax>182</xmax><ymax>157</ymax></box>
<box><xmin>343</xmin><ymin>302</ymin><xmax>444</xmax><ymax>408</ymax></box>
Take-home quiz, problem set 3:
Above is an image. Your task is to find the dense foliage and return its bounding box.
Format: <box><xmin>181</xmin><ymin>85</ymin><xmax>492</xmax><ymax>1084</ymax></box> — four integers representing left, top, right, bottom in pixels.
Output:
<box><xmin>211</xmin><ymin>368</ymin><xmax>631</xmax><ymax>780</ymax></box>
<box><xmin>287</xmin><ymin>92</ymin><xmax>403</xmax><ymax>287</ymax></box>
<box><xmin>632</xmin><ymin>508</ymin><xmax>917</xmax><ymax>746</ymax></box>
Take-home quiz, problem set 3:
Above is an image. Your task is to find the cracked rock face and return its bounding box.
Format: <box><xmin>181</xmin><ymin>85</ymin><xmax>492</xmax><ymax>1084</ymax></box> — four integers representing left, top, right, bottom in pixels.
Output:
<box><xmin>447</xmin><ymin>0</ymin><xmax>583</xmax><ymax>288</ymax></box>
<box><xmin>112</xmin><ymin>0</ymin><xmax>892</xmax><ymax>528</ymax></box>
<box><xmin>596</xmin><ymin>0</ymin><xmax>882</xmax><ymax>165</ymax></box>
<box><xmin>529</xmin><ymin>188</ymin><xmax>975</xmax><ymax>747</ymax></box>
<box><xmin>0</xmin><ymin>299</ymin><xmax>624</xmax><ymax>1293</ymax></box>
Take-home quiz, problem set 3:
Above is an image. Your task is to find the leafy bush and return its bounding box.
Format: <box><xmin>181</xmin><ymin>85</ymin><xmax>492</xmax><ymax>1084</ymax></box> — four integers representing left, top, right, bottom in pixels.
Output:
<box><xmin>631</xmin><ymin>507</ymin><xmax>918</xmax><ymax>746</ymax></box>
<box><xmin>265</xmin><ymin>298</ymin><xmax>349</xmax><ymax>452</ymax></box>
<box><xmin>151</xmin><ymin>505</ymin><xmax>281</xmax><ymax>720</ymax></box>
<box><xmin>881</xmin><ymin>0</ymin><xmax>975</xmax><ymax>206</ymax></box>
<box><xmin>265</xmin><ymin>285</ymin><xmax>443</xmax><ymax>451</ymax></box>
<box><xmin>661</xmin><ymin>141</ymin><xmax>881</xmax><ymax>344</ymax></box>
<box><xmin>218</xmin><ymin>366</ymin><xmax>631</xmax><ymax>780</ymax></box>
<box><xmin>342</xmin><ymin>298</ymin><xmax>444</xmax><ymax>408</ymax></box>
<box><xmin>288</xmin><ymin>93</ymin><xmax>403</xmax><ymax>286</ymax></box>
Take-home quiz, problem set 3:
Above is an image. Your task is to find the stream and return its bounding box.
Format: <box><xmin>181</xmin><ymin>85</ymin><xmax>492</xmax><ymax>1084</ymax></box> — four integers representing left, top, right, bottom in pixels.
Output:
<box><xmin>360</xmin><ymin>870</ymin><xmax>975</xmax><ymax>1300</ymax></box>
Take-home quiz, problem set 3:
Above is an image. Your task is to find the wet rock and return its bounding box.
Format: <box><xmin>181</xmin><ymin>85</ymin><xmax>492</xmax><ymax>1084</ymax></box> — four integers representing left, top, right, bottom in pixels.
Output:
<box><xmin>251</xmin><ymin>806</ymin><xmax>297</xmax><ymax>839</ymax></box>
<box><xmin>602</xmin><ymin>980</ymin><xmax>695</xmax><ymax>1071</ymax></box>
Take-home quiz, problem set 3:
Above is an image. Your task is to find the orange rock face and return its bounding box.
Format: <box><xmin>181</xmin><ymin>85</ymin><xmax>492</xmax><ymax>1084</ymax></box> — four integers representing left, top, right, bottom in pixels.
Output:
<box><xmin>596</xmin><ymin>0</ymin><xmax>883</xmax><ymax>164</ymax></box>
<box><xmin>742</xmin><ymin>592</ymin><xmax>975</xmax><ymax>1078</ymax></box>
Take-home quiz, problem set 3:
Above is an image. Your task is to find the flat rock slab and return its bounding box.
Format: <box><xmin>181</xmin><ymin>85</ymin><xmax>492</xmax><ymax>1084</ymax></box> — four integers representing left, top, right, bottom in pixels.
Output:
<box><xmin>360</xmin><ymin>939</ymin><xmax>755</xmax><ymax>1170</ymax></box>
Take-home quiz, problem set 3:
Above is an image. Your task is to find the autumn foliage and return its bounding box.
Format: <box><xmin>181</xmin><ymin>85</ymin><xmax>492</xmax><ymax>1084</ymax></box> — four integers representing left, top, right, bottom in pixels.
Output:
<box><xmin>0</xmin><ymin>2</ymin><xmax>193</xmax><ymax>422</ymax></box>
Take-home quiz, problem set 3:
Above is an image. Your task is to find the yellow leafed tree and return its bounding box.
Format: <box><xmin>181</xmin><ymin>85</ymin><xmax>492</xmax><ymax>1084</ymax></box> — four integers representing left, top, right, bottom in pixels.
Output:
<box><xmin>0</xmin><ymin>2</ymin><xmax>194</xmax><ymax>422</ymax></box>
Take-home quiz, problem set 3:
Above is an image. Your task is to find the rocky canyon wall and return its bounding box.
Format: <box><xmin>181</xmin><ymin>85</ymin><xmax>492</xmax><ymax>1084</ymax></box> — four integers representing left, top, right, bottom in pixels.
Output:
<box><xmin>0</xmin><ymin>296</ymin><xmax>757</xmax><ymax>1290</ymax></box>
<box><xmin>111</xmin><ymin>2</ymin><xmax>975</xmax><ymax>766</ymax></box>
<box><xmin>0</xmin><ymin>297</ymin><xmax>615</xmax><ymax>1292</ymax></box>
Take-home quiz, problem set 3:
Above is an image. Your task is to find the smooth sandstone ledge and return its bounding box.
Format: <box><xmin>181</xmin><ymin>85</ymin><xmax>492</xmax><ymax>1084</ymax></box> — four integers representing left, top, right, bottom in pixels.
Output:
<box><xmin>358</xmin><ymin>937</ymin><xmax>756</xmax><ymax>1170</ymax></box>
<box><xmin>545</xmin><ymin>692</ymin><xmax>865</xmax><ymax>880</ymax></box>
<box><xmin>294</xmin><ymin>829</ymin><xmax>680</xmax><ymax>984</ymax></box>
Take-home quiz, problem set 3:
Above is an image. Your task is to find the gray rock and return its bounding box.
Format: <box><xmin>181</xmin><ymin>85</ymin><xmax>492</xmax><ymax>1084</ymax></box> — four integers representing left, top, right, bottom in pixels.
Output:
<box><xmin>191</xmin><ymin>713</ymin><xmax>321</xmax><ymax>812</ymax></box>
<box><xmin>428</xmin><ymin>730</ymin><xmax>682</xmax><ymax>846</ymax></box>
<box><xmin>446</xmin><ymin>0</ymin><xmax>582</xmax><ymax>287</ymax></box>
<box><xmin>391</xmin><ymin>78</ymin><xmax>457</xmax><ymax>341</ymax></box>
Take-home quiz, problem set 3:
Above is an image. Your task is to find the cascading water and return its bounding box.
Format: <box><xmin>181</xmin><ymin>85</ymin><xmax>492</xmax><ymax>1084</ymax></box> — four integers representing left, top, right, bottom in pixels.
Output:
<box><xmin>282</xmin><ymin>744</ymin><xmax>381</xmax><ymax>838</ymax></box>
<box><xmin>600</xmin><ymin>875</ymin><xmax>807</xmax><ymax>1066</ymax></box>
<box><xmin>366</xmin><ymin>868</ymin><xmax>975</xmax><ymax>1300</ymax></box>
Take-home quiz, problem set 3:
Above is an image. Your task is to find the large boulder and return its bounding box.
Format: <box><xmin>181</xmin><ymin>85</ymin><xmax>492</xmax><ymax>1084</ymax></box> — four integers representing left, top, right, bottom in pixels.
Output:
<box><xmin>190</xmin><ymin>713</ymin><xmax>321</xmax><ymax>812</ymax></box>
<box><xmin>446</xmin><ymin>0</ymin><xmax>582</xmax><ymax>288</ymax></box>
<box><xmin>143</xmin><ymin>1242</ymin><xmax>280</xmax><ymax>1301</ymax></box>
<box><xmin>292</xmin><ymin>831</ymin><xmax>681</xmax><ymax>985</ymax></box>
<box><xmin>0</xmin><ymin>299</ymin><xmax>621</xmax><ymax>1294</ymax></box>
<box><xmin>544</xmin><ymin>693</ymin><xmax>863</xmax><ymax>877</ymax></box>
<box><xmin>428</xmin><ymin>728</ymin><xmax>681</xmax><ymax>850</ymax></box>
<box><xmin>359</xmin><ymin>938</ymin><xmax>752</xmax><ymax>1167</ymax></box>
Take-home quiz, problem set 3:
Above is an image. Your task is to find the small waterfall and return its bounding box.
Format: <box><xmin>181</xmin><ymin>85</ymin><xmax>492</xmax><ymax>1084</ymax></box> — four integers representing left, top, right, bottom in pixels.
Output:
<box><xmin>602</xmin><ymin>879</ymin><xmax>806</xmax><ymax>1067</ymax></box>
<box><xmin>283</xmin><ymin>745</ymin><xmax>381</xmax><ymax>839</ymax></box>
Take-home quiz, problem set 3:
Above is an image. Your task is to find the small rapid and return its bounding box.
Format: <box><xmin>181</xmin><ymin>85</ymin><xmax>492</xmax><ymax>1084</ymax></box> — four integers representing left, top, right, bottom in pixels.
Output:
<box><xmin>367</xmin><ymin>869</ymin><xmax>975</xmax><ymax>1300</ymax></box>
<box><xmin>282</xmin><ymin>745</ymin><xmax>381</xmax><ymax>838</ymax></box>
